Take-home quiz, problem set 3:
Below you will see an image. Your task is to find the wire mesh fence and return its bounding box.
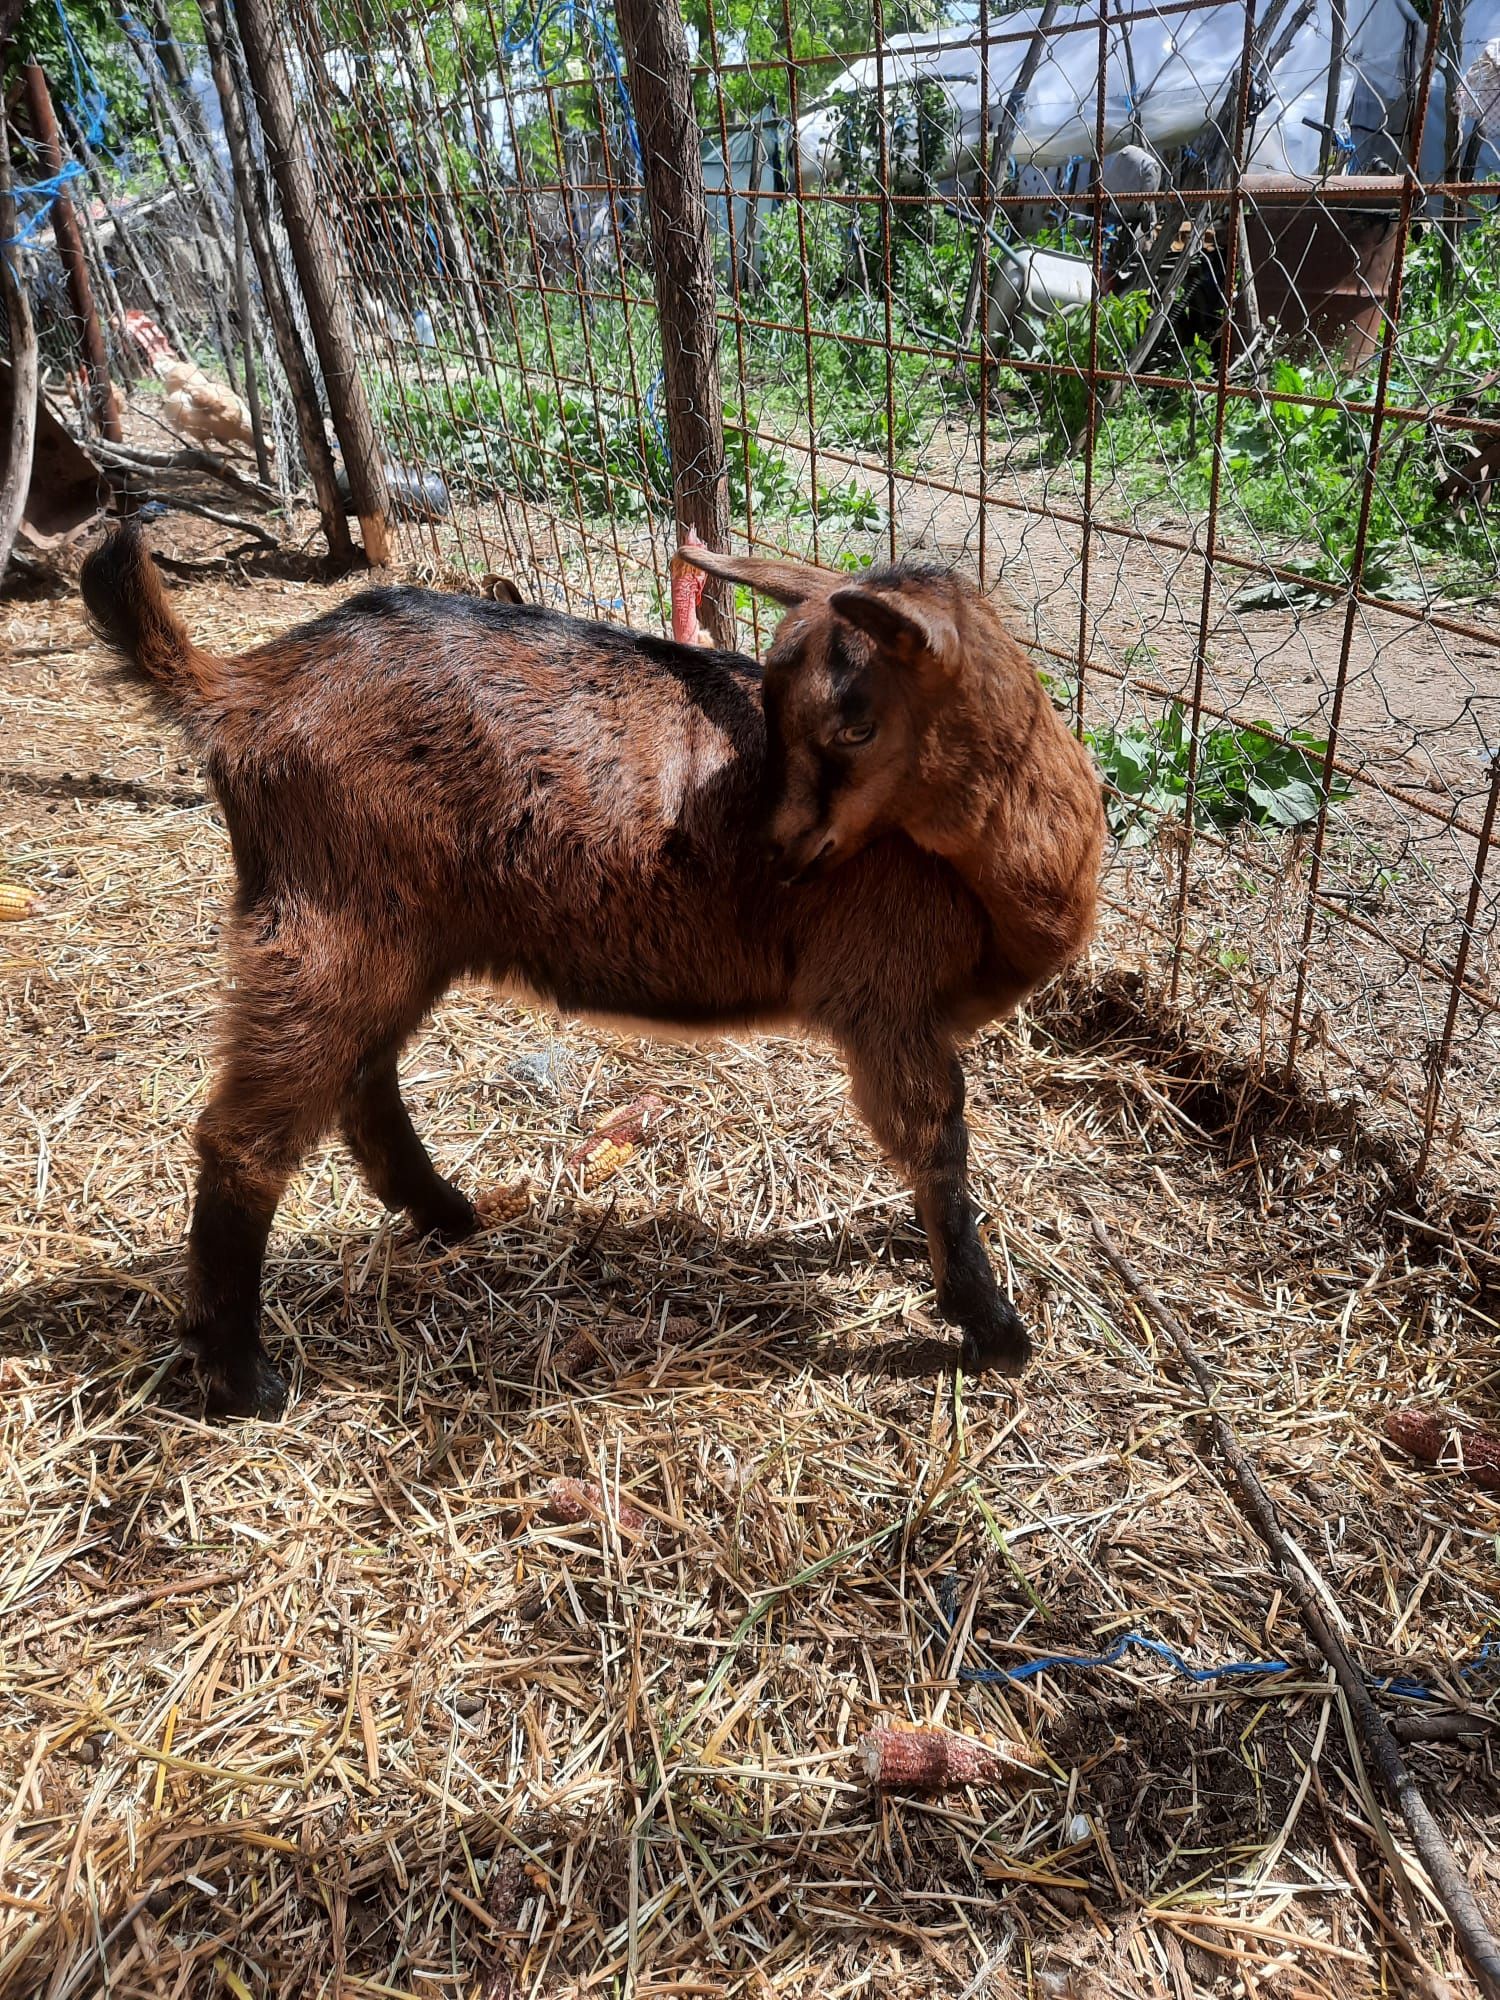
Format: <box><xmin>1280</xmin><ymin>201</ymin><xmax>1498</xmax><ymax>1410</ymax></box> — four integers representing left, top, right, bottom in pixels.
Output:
<box><xmin>19</xmin><ymin>0</ymin><xmax>1500</xmax><ymax>1182</ymax></box>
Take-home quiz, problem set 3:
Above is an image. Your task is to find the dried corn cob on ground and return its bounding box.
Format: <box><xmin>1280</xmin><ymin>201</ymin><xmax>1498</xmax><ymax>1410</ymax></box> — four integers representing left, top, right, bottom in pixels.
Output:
<box><xmin>1385</xmin><ymin>1405</ymin><xmax>1500</xmax><ymax>1494</ymax></box>
<box><xmin>565</xmin><ymin>1093</ymin><xmax>670</xmax><ymax>1189</ymax></box>
<box><xmin>857</xmin><ymin>1725</ymin><xmax>1044</xmax><ymax>1794</ymax></box>
<box><xmin>0</xmin><ymin>883</ymin><xmax>39</xmax><ymax>921</ymax></box>
<box><xmin>541</xmin><ymin>1475</ymin><xmax>649</xmax><ymax>1537</ymax></box>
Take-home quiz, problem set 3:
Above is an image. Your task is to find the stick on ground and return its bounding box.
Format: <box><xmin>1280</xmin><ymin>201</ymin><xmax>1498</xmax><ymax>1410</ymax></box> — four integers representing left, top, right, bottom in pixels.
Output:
<box><xmin>1089</xmin><ymin>1212</ymin><xmax>1500</xmax><ymax>2000</ymax></box>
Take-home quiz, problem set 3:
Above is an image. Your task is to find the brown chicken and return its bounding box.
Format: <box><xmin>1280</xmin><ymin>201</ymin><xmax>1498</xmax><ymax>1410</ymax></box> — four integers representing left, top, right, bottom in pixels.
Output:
<box><xmin>123</xmin><ymin>309</ymin><xmax>260</xmax><ymax>457</ymax></box>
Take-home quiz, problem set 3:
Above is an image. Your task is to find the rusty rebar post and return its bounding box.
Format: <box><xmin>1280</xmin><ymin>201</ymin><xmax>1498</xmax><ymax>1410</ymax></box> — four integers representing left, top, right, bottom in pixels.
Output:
<box><xmin>21</xmin><ymin>61</ymin><xmax>123</xmax><ymax>444</ymax></box>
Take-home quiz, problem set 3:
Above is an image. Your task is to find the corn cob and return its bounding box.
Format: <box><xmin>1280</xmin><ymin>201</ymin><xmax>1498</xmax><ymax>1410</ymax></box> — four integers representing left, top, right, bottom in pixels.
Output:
<box><xmin>0</xmin><ymin>884</ymin><xmax>39</xmax><ymax>922</ymax></box>
<box><xmin>542</xmin><ymin>1475</ymin><xmax>648</xmax><ymax>1536</ymax></box>
<box><xmin>1385</xmin><ymin>1405</ymin><xmax>1500</xmax><ymax>1494</ymax></box>
<box><xmin>475</xmin><ymin>1178</ymin><xmax>531</xmax><ymax>1226</ymax></box>
<box><xmin>857</xmin><ymin>1724</ymin><xmax>1043</xmax><ymax>1794</ymax></box>
<box><xmin>566</xmin><ymin>1094</ymin><xmax>668</xmax><ymax>1190</ymax></box>
<box><xmin>554</xmin><ymin>1311</ymin><xmax>696</xmax><ymax>1375</ymax></box>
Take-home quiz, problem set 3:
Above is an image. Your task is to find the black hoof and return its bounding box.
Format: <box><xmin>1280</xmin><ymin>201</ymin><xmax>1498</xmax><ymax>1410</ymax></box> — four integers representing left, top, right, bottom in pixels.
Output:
<box><xmin>410</xmin><ymin>1181</ymin><xmax>479</xmax><ymax>1242</ymax></box>
<box><xmin>955</xmin><ymin>1298</ymin><xmax>1032</xmax><ymax>1377</ymax></box>
<box><xmin>200</xmin><ymin>1347</ymin><xmax>288</xmax><ymax>1421</ymax></box>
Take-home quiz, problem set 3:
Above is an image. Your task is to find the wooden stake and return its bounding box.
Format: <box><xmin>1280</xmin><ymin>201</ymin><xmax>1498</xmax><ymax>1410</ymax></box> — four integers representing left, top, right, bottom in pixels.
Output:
<box><xmin>0</xmin><ymin>106</ymin><xmax>39</xmax><ymax>579</ymax></box>
<box><xmin>232</xmin><ymin>192</ymin><xmax>272</xmax><ymax>487</ymax></box>
<box><xmin>197</xmin><ymin>0</ymin><xmax>353</xmax><ymax>564</ymax></box>
<box><xmin>230</xmin><ymin>0</ymin><xmax>390</xmax><ymax>563</ymax></box>
<box><xmin>613</xmin><ymin>0</ymin><xmax>733</xmax><ymax>646</ymax></box>
<box><xmin>21</xmin><ymin>61</ymin><xmax>123</xmax><ymax>444</ymax></box>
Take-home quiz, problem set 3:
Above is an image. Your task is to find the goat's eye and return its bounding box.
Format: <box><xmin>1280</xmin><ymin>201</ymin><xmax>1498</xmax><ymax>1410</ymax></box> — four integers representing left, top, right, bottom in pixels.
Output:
<box><xmin>837</xmin><ymin>720</ymin><xmax>876</xmax><ymax>747</ymax></box>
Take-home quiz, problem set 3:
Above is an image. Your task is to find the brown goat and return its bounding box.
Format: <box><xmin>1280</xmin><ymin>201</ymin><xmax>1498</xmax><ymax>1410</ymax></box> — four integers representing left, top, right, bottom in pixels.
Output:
<box><xmin>80</xmin><ymin>523</ymin><xmax>1104</xmax><ymax>1419</ymax></box>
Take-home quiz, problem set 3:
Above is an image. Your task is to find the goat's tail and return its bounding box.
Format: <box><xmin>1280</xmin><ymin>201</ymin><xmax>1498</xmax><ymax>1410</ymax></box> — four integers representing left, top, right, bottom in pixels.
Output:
<box><xmin>81</xmin><ymin>520</ymin><xmax>224</xmax><ymax>732</ymax></box>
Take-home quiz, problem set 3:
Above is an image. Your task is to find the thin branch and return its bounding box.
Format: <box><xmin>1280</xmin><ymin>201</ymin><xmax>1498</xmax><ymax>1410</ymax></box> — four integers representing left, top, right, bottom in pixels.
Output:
<box><xmin>84</xmin><ymin>437</ymin><xmax>282</xmax><ymax>509</ymax></box>
<box><xmin>128</xmin><ymin>491</ymin><xmax>283</xmax><ymax>547</ymax></box>
<box><xmin>0</xmin><ymin>95</ymin><xmax>39</xmax><ymax>579</ymax></box>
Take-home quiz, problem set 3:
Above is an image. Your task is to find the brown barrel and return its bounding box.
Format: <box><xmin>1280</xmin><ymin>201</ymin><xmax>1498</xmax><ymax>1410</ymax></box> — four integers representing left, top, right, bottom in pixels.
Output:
<box><xmin>1240</xmin><ymin>175</ymin><xmax>1403</xmax><ymax>372</ymax></box>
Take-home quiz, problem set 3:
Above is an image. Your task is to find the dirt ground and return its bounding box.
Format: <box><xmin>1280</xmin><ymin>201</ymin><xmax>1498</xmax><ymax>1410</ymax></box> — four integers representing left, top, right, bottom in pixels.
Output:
<box><xmin>2</xmin><ymin>529</ymin><xmax>1498</xmax><ymax>1999</ymax></box>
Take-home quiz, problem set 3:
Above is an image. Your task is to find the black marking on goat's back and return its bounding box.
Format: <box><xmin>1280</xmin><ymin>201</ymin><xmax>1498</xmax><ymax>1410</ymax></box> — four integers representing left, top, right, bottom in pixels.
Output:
<box><xmin>504</xmin><ymin>805</ymin><xmax>534</xmax><ymax>866</ymax></box>
<box><xmin>267</xmin><ymin>586</ymin><xmax>765</xmax><ymax>739</ymax></box>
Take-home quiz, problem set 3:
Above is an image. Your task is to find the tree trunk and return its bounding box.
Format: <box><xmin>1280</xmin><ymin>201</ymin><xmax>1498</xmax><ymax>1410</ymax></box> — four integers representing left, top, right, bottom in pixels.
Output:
<box><xmin>199</xmin><ymin>0</ymin><xmax>354</xmax><ymax>563</ymax></box>
<box><xmin>231</xmin><ymin>0</ymin><xmax>390</xmax><ymax>562</ymax></box>
<box><xmin>614</xmin><ymin>0</ymin><xmax>732</xmax><ymax>646</ymax></box>
<box><xmin>0</xmin><ymin>107</ymin><xmax>39</xmax><ymax>580</ymax></box>
<box><xmin>232</xmin><ymin>193</ymin><xmax>273</xmax><ymax>485</ymax></box>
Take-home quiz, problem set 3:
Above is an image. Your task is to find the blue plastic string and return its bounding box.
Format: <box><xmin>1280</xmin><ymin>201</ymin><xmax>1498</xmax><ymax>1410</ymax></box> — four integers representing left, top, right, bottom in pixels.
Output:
<box><xmin>644</xmin><ymin>368</ymin><xmax>669</xmax><ymax>466</ymax></box>
<box><xmin>4</xmin><ymin>0</ymin><xmax>112</xmax><ymax>251</ymax></box>
<box><xmin>937</xmin><ymin>1580</ymin><xmax>1497</xmax><ymax>1705</ymax></box>
<box><xmin>956</xmin><ymin>1630</ymin><xmax>1292</xmax><ymax>1688</ymax></box>
<box><xmin>498</xmin><ymin>0</ymin><xmax>642</xmax><ymax>173</ymax></box>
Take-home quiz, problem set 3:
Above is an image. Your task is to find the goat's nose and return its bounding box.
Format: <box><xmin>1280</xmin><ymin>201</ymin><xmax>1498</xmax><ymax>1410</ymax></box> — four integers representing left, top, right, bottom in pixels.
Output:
<box><xmin>777</xmin><ymin>834</ymin><xmax>835</xmax><ymax>888</ymax></box>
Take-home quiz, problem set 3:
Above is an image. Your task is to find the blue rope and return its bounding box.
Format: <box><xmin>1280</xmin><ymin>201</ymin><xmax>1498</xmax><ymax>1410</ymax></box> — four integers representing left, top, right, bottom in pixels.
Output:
<box><xmin>5</xmin><ymin>0</ymin><xmax>111</xmax><ymax>251</ymax></box>
<box><xmin>957</xmin><ymin>1631</ymin><xmax>1292</xmax><ymax>1688</ymax></box>
<box><xmin>644</xmin><ymin>368</ymin><xmax>669</xmax><ymax>467</ymax></box>
<box><xmin>938</xmin><ymin>1581</ymin><xmax>1497</xmax><ymax>1705</ymax></box>
<box><xmin>498</xmin><ymin>0</ymin><xmax>642</xmax><ymax>172</ymax></box>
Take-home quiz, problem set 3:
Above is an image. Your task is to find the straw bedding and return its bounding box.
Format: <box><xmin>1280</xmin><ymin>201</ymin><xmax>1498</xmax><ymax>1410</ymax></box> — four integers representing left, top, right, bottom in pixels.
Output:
<box><xmin>2</xmin><ymin>558</ymin><xmax>1497</xmax><ymax>2000</ymax></box>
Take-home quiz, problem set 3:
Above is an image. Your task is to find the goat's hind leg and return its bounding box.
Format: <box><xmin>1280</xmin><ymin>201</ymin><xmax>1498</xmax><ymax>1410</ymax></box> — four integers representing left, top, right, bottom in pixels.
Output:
<box><xmin>187</xmin><ymin>1074</ymin><xmax>325</xmax><ymax>1422</ymax></box>
<box><xmin>341</xmin><ymin>1048</ymin><xmax>476</xmax><ymax>1239</ymax></box>
<box><xmin>842</xmin><ymin>1036</ymin><xmax>1031</xmax><ymax>1376</ymax></box>
<box><xmin>183</xmin><ymin>930</ymin><xmax>414</xmax><ymax>1419</ymax></box>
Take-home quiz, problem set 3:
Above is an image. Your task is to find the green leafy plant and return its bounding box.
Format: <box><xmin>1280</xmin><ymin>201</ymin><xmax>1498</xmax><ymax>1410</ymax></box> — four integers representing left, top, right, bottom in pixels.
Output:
<box><xmin>1088</xmin><ymin>703</ymin><xmax>1351</xmax><ymax>846</ymax></box>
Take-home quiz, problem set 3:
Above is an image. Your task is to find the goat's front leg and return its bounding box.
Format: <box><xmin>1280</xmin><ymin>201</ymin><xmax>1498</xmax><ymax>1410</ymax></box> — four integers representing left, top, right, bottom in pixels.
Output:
<box><xmin>341</xmin><ymin>1049</ymin><xmax>477</xmax><ymax>1239</ymax></box>
<box><xmin>841</xmin><ymin>1037</ymin><xmax>1031</xmax><ymax>1375</ymax></box>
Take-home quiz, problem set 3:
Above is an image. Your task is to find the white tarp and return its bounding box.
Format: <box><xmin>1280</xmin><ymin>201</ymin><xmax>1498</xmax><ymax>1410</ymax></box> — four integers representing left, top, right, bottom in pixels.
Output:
<box><xmin>794</xmin><ymin>0</ymin><xmax>1500</xmax><ymax>187</ymax></box>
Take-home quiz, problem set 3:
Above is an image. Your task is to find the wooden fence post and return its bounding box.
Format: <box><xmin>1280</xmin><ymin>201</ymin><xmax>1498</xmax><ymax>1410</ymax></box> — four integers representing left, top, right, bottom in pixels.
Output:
<box><xmin>613</xmin><ymin>0</ymin><xmax>733</xmax><ymax>646</ymax></box>
<box><xmin>21</xmin><ymin>61</ymin><xmax>124</xmax><ymax>444</ymax></box>
<box><xmin>230</xmin><ymin>0</ymin><xmax>390</xmax><ymax>563</ymax></box>
<box><xmin>198</xmin><ymin>0</ymin><xmax>354</xmax><ymax>564</ymax></box>
<box><xmin>0</xmin><ymin>104</ymin><xmax>39</xmax><ymax>580</ymax></box>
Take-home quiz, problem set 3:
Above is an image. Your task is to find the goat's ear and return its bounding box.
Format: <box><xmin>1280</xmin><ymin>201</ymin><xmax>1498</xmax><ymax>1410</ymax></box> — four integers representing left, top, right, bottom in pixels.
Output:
<box><xmin>673</xmin><ymin>545</ymin><xmax>828</xmax><ymax>607</ymax></box>
<box><xmin>829</xmin><ymin>583</ymin><xmax>957</xmax><ymax>668</ymax></box>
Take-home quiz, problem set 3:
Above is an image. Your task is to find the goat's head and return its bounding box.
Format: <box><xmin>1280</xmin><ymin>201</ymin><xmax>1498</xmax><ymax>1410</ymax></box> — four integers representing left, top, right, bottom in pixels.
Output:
<box><xmin>675</xmin><ymin>546</ymin><xmax>1023</xmax><ymax>882</ymax></box>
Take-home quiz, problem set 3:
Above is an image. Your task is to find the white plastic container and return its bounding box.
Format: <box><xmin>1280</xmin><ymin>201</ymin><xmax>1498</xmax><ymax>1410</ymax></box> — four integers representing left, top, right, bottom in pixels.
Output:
<box><xmin>986</xmin><ymin>242</ymin><xmax>1095</xmax><ymax>346</ymax></box>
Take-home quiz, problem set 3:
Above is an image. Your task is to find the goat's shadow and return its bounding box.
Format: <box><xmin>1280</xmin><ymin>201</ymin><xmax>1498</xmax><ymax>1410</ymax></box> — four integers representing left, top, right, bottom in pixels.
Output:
<box><xmin>0</xmin><ymin>1194</ymin><xmax>968</xmax><ymax>1430</ymax></box>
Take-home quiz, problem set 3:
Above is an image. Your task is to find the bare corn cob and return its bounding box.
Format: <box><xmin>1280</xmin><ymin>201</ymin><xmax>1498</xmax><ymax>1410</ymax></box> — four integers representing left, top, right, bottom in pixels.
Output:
<box><xmin>542</xmin><ymin>1476</ymin><xmax>649</xmax><ymax>1536</ymax></box>
<box><xmin>554</xmin><ymin>1311</ymin><xmax>696</xmax><ymax>1375</ymax></box>
<box><xmin>857</xmin><ymin>1724</ymin><xmax>1043</xmax><ymax>1794</ymax></box>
